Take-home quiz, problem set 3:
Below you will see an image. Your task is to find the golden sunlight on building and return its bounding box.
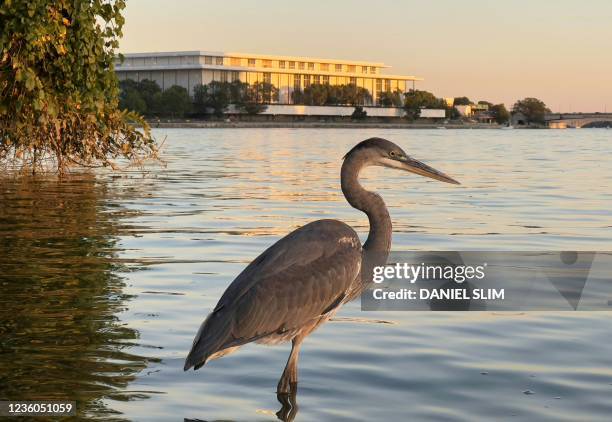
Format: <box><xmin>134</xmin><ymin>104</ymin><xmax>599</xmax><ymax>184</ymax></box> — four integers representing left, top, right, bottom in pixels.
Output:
<box><xmin>115</xmin><ymin>50</ymin><xmax>422</xmax><ymax>107</ymax></box>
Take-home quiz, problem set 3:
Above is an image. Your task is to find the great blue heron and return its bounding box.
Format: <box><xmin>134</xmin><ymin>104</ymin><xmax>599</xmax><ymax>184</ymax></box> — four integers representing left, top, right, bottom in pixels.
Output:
<box><xmin>184</xmin><ymin>137</ymin><xmax>459</xmax><ymax>395</ymax></box>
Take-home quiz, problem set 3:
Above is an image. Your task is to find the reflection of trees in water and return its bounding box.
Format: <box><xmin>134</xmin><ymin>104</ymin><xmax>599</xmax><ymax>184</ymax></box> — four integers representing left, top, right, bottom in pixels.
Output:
<box><xmin>0</xmin><ymin>175</ymin><xmax>155</xmax><ymax>419</ymax></box>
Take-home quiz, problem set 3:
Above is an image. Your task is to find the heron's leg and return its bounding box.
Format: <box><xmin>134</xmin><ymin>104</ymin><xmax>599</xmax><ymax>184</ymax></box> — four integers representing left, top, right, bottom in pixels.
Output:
<box><xmin>276</xmin><ymin>388</ymin><xmax>299</xmax><ymax>422</ymax></box>
<box><xmin>277</xmin><ymin>336</ymin><xmax>303</xmax><ymax>394</ymax></box>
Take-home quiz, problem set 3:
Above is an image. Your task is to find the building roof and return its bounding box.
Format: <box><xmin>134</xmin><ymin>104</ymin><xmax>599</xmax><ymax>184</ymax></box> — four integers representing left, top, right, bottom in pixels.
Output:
<box><xmin>119</xmin><ymin>50</ymin><xmax>389</xmax><ymax>67</ymax></box>
<box><xmin>116</xmin><ymin>51</ymin><xmax>423</xmax><ymax>81</ymax></box>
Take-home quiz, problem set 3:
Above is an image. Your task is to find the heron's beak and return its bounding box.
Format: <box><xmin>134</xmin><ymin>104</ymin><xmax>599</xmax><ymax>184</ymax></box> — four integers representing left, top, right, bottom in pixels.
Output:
<box><xmin>382</xmin><ymin>157</ymin><xmax>460</xmax><ymax>185</ymax></box>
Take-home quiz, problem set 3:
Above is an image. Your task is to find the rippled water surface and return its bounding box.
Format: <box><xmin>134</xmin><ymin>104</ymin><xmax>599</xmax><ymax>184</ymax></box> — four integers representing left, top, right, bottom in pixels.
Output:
<box><xmin>1</xmin><ymin>129</ymin><xmax>612</xmax><ymax>421</ymax></box>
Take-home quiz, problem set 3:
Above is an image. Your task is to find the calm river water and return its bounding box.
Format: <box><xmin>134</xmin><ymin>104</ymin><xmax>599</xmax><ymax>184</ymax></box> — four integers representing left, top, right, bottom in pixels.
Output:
<box><xmin>1</xmin><ymin>129</ymin><xmax>612</xmax><ymax>421</ymax></box>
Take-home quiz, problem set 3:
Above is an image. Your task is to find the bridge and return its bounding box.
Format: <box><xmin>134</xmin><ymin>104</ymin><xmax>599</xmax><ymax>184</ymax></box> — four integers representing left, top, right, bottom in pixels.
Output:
<box><xmin>545</xmin><ymin>113</ymin><xmax>612</xmax><ymax>128</ymax></box>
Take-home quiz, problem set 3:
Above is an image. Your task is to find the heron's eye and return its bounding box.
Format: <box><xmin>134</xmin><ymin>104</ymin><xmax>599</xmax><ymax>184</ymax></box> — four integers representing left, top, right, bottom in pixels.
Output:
<box><xmin>390</xmin><ymin>151</ymin><xmax>396</xmax><ymax>157</ymax></box>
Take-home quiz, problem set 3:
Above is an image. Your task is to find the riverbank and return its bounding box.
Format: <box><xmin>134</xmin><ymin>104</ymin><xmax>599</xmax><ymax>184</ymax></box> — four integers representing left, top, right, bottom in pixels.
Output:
<box><xmin>147</xmin><ymin>120</ymin><xmax>503</xmax><ymax>129</ymax></box>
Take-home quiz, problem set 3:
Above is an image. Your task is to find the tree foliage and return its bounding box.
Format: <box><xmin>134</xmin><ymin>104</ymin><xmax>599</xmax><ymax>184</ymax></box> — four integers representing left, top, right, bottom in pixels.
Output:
<box><xmin>120</xmin><ymin>88</ymin><xmax>146</xmax><ymax>115</ymax></box>
<box><xmin>404</xmin><ymin>90</ymin><xmax>446</xmax><ymax>120</ymax></box>
<box><xmin>119</xmin><ymin>78</ymin><xmax>162</xmax><ymax>115</ymax></box>
<box><xmin>204</xmin><ymin>82</ymin><xmax>231</xmax><ymax>116</ymax></box>
<box><xmin>378</xmin><ymin>90</ymin><xmax>403</xmax><ymax>107</ymax></box>
<box><xmin>191</xmin><ymin>80</ymin><xmax>275</xmax><ymax>116</ymax></box>
<box><xmin>160</xmin><ymin>85</ymin><xmax>191</xmax><ymax>117</ymax></box>
<box><xmin>351</xmin><ymin>106</ymin><xmax>367</xmax><ymax>120</ymax></box>
<box><xmin>448</xmin><ymin>107</ymin><xmax>460</xmax><ymax>120</ymax></box>
<box><xmin>454</xmin><ymin>96</ymin><xmax>472</xmax><ymax>106</ymax></box>
<box><xmin>0</xmin><ymin>0</ymin><xmax>156</xmax><ymax>173</ymax></box>
<box><xmin>240</xmin><ymin>81</ymin><xmax>277</xmax><ymax>114</ymax></box>
<box><xmin>512</xmin><ymin>97</ymin><xmax>550</xmax><ymax>125</ymax></box>
<box><xmin>193</xmin><ymin>81</ymin><xmax>239</xmax><ymax>117</ymax></box>
<box><xmin>134</xmin><ymin>79</ymin><xmax>161</xmax><ymax>114</ymax></box>
<box><xmin>490</xmin><ymin>103</ymin><xmax>510</xmax><ymax>124</ymax></box>
<box><xmin>292</xmin><ymin>84</ymin><xmax>372</xmax><ymax>106</ymax></box>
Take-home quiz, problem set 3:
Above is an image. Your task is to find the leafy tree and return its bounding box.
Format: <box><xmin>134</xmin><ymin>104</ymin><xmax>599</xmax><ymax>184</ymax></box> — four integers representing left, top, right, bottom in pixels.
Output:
<box><xmin>447</xmin><ymin>107</ymin><xmax>461</xmax><ymax>120</ymax></box>
<box><xmin>294</xmin><ymin>83</ymin><xmax>371</xmax><ymax>106</ymax></box>
<box><xmin>228</xmin><ymin>80</ymin><xmax>248</xmax><ymax>103</ymax></box>
<box><xmin>351</xmin><ymin>106</ymin><xmax>367</xmax><ymax>120</ymax></box>
<box><xmin>512</xmin><ymin>97</ymin><xmax>550</xmax><ymax>125</ymax></box>
<box><xmin>478</xmin><ymin>100</ymin><xmax>493</xmax><ymax>108</ymax></box>
<box><xmin>120</xmin><ymin>89</ymin><xmax>146</xmax><ymax>115</ymax></box>
<box><xmin>404</xmin><ymin>90</ymin><xmax>445</xmax><ymax>120</ymax></box>
<box><xmin>326</xmin><ymin>85</ymin><xmax>342</xmax><ymax>105</ymax></box>
<box><xmin>302</xmin><ymin>84</ymin><xmax>329</xmax><ymax>106</ymax></box>
<box><xmin>307</xmin><ymin>84</ymin><xmax>329</xmax><ymax>105</ymax></box>
<box><xmin>345</xmin><ymin>85</ymin><xmax>371</xmax><ymax>106</ymax></box>
<box><xmin>136</xmin><ymin>79</ymin><xmax>162</xmax><ymax>115</ymax></box>
<box><xmin>241</xmin><ymin>101</ymin><xmax>267</xmax><ymax>115</ymax></box>
<box><xmin>119</xmin><ymin>79</ymin><xmax>162</xmax><ymax>116</ymax></box>
<box><xmin>238</xmin><ymin>82</ymin><xmax>277</xmax><ymax>114</ymax></box>
<box><xmin>379</xmin><ymin>90</ymin><xmax>403</xmax><ymax>107</ymax></box>
<box><xmin>192</xmin><ymin>81</ymin><xmax>249</xmax><ymax>117</ymax></box>
<box><xmin>250</xmin><ymin>81</ymin><xmax>278</xmax><ymax>104</ymax></box>
<box><xmin>118</xmin><ymin>78</ymin><xmax>140</xmax><ymax>94</ymax></box>
<box><xmin>160</xmin><ymin>85</ymin><xmax>191</xmax><ymax>117</ymax></box>
<box><xmin>291</xmin><ymin>89</ymin><xmax>305</xmax><ymax>105</ymax></box>
<box><xmin>119</xmin><ymin>79</ymin><xmax>143</xmax><ymax>113</ymax></box>
<box><xmin>193</xmin><ymin>82</ymin><xmax>228</xmax><ymax>117</ymax></box>
<box><xmin>193</xmin><ymin>80</ymin><xmax>273</xmax><ymax>117</ymax></box>
<box><xmin>490</xmin><ymin>103</ymin><xmax>510</xmax><ymax>124</ymax></box>
<box><xmin>0</xmin><ymin>0</ymin><xmax>155</xmax><ymax>173</ymax></box>
<box><xmin>192</xmin><ymin>84</ymin><xmax>210</xmax><ymax>115</ymax></box>
<box><xmin>454</xmin><ymin>96</ymin><xmax>472</xmax><ymax>106</ymax></box>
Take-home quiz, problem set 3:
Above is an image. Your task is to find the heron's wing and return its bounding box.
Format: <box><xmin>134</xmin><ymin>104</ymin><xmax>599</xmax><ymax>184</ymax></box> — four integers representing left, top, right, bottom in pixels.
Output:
<box><xmin>185</xmin><ymin>219</ymin><xmax>362</xmax><ymax>370</ymax></box>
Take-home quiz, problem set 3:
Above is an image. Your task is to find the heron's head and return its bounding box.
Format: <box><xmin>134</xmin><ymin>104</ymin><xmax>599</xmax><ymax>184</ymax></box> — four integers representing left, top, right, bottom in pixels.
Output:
<box><xmin>343</xmin><ymin>137</ymin><xmax>460</xmax><ymax>185</ymax></box>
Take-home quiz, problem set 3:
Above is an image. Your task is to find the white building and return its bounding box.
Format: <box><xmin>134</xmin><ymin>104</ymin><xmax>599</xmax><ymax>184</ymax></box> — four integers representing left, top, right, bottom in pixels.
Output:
<box><xmin>115</xmin><ymin>51</ymin><xmax>422</xmax><ymax>106</ymax></box>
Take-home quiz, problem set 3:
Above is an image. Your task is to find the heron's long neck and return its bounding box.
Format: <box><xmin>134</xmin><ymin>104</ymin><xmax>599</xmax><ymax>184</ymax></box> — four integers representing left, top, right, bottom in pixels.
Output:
<box><xmin>341</xmin><ymin>157</ymin><xmax>392</xmax><ymax>253</ymax></box>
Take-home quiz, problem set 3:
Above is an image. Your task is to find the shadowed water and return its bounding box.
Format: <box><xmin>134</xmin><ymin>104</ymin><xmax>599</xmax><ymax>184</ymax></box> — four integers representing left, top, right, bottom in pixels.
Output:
<box><xmin>1</xmin><ymin>129</ymin><xmax>611</xmax><ymax>421</ymax></box>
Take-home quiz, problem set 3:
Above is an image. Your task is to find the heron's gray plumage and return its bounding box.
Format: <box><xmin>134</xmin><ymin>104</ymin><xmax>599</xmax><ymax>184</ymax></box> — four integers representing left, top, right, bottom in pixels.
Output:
<box><xmin>184</xmin><ymin>137</ymin><xmax>459</xmax><ymax>393</ymax></box>
<box><xmin>184</xmin><ymin>219</ymin><xmax>362</xmax><ymax>370</ymax></box>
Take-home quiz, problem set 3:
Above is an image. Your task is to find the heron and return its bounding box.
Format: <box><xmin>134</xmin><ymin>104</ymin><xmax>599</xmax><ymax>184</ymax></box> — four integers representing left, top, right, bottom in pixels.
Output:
<box><xmin>184</xmin><ymin>137</ymin><xmax>459</xmax><ymax>395</ymax></box>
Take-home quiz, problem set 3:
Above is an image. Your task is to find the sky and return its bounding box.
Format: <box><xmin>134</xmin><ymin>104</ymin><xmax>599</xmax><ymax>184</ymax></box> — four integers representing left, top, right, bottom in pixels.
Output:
<box><xmin>120</xmin><ymin>0</ymin><xmax>612</xmax><ymax>112</ymax></box>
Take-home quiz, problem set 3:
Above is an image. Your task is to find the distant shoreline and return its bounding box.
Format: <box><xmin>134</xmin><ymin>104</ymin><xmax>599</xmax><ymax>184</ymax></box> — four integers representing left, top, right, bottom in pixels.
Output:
<box><xmin>147</xmin><ymin>120</ymin><xmax>511</xmax><ymax>129</ymax></box>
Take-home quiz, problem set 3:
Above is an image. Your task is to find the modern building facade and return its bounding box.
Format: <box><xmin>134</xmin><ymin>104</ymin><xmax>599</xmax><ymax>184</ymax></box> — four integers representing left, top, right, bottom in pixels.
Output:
<box><xmin>114</xmin><ymin>51</ymin><xmax>422</xmax><ymax>106</ymax></box>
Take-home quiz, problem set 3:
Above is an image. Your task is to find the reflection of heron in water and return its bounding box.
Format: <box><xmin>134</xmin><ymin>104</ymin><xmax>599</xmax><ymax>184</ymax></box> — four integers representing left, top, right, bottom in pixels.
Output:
<box><xmin>184</xmin><ymin>138</ymin><xmax>459</xmax><ymax>398</ymax></box>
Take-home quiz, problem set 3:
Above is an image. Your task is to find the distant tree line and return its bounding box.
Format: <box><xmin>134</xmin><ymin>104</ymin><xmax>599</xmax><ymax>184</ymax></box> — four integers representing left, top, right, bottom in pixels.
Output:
<box><xmin>291</xmin><ymin>84</ymin><xmax>405</xmax><ymax>107</ymax></box>
<box><xmin>119</xmin><ymin>79</ymin><xmax>405</xmax><ymax>118</ymax></box>
<box><xmin>119</xmin><ymin>78</ymin><xmax>549</xmax><ymax>125</ymax></box>
<box><xmin>451</xmin><ymin>96</ymin><xmax>553</xmax><ymax>125</ymax></box>
<box><xmin>404</xmin><ymin>90</ymin><xmax>448</xmax><ymax>120</ymax></box>
<box><xmin>403</xmin><ymin>91</ymin><xmax>515</xmax><ymax>124</ymax></box>
<box><xmin>473</xmin><ymin>101</ymin><xmax>509</xmax><ymax>124</ymax></box>
<box><xmin>119</xmin><ymin>79</ymin><xmax>278</xmax><ymax>118</ymax></box>
<box><xmin>119</xmin><ymin>79</ymin><xmax>191</xmax><ymax>117</ymax></box>
<box><xmin>378</xmin><ymin>90</ymin><xmax>404</xmax><ymax>107</ymax></box>
<box><xmin>193</xmin><ymin>81</ymin><xmax>278</xmax><ymax>117</ymax></box>
<box><xmin>291</xmin><ymin>84</ymin><xmax>373</xmax><ymax>106</ymax></box>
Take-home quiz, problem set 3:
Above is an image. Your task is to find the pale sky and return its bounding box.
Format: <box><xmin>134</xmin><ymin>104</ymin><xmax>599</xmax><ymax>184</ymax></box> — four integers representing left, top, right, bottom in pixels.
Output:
<box><xmin>120</xmin><ymin>0</ymin><xmax>612</xmax><ymax>112</ymax></box>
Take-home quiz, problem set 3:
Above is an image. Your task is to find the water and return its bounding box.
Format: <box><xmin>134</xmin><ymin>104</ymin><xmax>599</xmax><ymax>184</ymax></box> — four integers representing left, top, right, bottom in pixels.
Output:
<box><xmin>1</xmin><ymin>129</ymin><xmax>611</xmax><ymax>421</ymax></box>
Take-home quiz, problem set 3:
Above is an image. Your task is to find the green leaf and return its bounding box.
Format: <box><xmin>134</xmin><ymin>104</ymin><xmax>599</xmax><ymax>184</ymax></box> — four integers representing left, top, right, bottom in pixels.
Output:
<box><xmin>25</xmin><ymin>73</ymin><xmax>35</xmax><ymax>91</ymax></box>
